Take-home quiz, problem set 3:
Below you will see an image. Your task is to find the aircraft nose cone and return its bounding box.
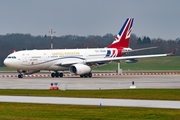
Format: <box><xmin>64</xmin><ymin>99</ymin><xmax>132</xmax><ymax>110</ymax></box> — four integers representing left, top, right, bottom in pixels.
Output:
<box><xmin>4</xmin><ymin>58</ymin><xmax>11</xmax><ymax>67</ymax></box>
<box><xmin>4</xmin><ymin>59</ymin><xmax>8</xmax><ymax>66</ymax></box>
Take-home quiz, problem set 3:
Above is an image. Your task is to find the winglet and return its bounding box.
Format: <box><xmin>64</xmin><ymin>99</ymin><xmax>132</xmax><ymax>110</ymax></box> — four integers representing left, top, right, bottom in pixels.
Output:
<box><xmin>167</xmin><ymin>49</ymin><xmax>178</xmax><ymax>56</ymax></box>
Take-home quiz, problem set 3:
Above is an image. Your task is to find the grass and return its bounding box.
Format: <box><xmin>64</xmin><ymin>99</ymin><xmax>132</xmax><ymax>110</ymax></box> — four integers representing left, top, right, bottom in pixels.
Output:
<box><xmin>0</xmin><ymin>102</ymin><xmax>180</xmax><ymax>120</ymax></box>
<box><xmin>93</xmin><ymin>56</ymin><xmax>180</xmax><ymax>70</ymax></box>
<box><xmin>0</xmin><ymin>89</ymin><xmax>180</xmax><ymax>119</ymax></box>
<box><xmin>0</xmin><ymin>67</ymin><xmax>15</xmax><ymax>71</ymax></box>
<box><xmin>0</xmin><ymin>89</ymin><xmax>180</xmax><ymax>100</ymax></box>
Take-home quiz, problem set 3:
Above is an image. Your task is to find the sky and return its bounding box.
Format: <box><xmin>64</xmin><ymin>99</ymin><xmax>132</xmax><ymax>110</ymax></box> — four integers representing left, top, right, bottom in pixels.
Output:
<box><xmin>0</xmin><ymin>0</ymin><xmax>180</xmax><ymax>40</ymax></box>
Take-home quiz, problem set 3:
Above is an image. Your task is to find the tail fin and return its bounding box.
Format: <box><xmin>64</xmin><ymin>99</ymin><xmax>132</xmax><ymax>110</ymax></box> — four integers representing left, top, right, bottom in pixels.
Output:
<box><xmin>108</xmin><ymin>18</ymin><xmax>134</xmax><ymax>48</ymax></box>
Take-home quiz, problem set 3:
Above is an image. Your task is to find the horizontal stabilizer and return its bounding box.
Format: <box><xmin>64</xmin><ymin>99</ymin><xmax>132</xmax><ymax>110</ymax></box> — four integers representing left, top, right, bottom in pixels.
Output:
<box><xmin>167</xmin><ymin>49</ymin><xmax>178</xmax><ymax>56</ymax></box>
<box><xmin>130</xmin><ymin>46</ymin><xmax>158</xmax><ymax>52</ymax></box>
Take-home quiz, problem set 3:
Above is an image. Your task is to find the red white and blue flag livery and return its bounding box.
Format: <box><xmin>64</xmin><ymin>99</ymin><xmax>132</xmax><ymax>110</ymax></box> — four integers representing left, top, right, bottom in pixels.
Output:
<box><xmin>106</xmin><ymin>18</ymin><xmax>134</xmax><ymax>58</ymax></box>
<box><xmin>108</xmin><ymin>18</ymin><xmax>133</xmax><ymax>48</ymax></box>
<box><xmin>4</xmin><ymin>18</ymin><xmax>177</xmax><ymax>78</ymax></box>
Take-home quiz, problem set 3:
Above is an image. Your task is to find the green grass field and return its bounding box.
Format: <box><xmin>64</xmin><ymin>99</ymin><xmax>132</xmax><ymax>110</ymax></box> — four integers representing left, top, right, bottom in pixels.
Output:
<box><xmin>93</xmin><ymin>56</ymin><xmax>180</xmax><ymax>70</ymax></box>
<box><xmin>0</xmin><ymin>89</ymin><xmax>180</xmax><ymax>119</ymax></box>
<box><xmin>0</xmin><ymin>89</ymin><xmax>180</xmax><ymax>100</ymax></box>
<box><xmin>0</xmin><ymin>102</ymin><xmax>180</xmax><ymax>120</ymax></box>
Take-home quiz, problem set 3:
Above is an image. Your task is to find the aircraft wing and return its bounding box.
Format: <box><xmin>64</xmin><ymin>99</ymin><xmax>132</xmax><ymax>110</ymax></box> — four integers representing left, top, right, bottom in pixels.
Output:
<box><xmin>57</xmin><ymin>49</ymin><xmax>177</xmax><ymax>66</ymax></box>
<box><xmin>86</xmin><ymin>49</ymin><xmax>177</xmax><ymax>63</ymax></box>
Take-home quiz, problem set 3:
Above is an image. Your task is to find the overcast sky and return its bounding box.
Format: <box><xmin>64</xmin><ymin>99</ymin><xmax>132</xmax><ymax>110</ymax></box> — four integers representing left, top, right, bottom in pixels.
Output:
<box><xmin>0</xmin><ymin>0</ymin><xmax>180</xmax><ymax>40</ymax></box>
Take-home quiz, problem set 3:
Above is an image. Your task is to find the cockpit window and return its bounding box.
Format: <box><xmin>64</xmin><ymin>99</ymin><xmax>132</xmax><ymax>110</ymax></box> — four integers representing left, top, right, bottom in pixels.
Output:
<box><xmin>7</xmin><ymin>56</ymin><xmax>16</xmax><ymax>59</ymax></box>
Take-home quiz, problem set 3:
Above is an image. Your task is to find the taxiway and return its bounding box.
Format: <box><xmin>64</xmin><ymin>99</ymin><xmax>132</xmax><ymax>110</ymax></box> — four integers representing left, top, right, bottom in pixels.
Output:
<box><xmin>0</xmin><ymin>74</ymin><xmax>179</xmax><ymax>89</ymax></box>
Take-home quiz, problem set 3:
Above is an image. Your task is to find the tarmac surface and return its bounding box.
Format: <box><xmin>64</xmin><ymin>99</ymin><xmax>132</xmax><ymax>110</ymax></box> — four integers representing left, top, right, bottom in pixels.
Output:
<box><xmin>0</xmin><ymin>73</ymin><xmax>180</xmax><ymax>109</ymax></box>
<box><xmin>0</xmin><ymin>96</ymin><xmax>180</xmax><ymax>109</ymax></box>
<box><xmin>0</xmin><ymin>74</ymin><xmax>179</xmax><ymax>89</ymax></box>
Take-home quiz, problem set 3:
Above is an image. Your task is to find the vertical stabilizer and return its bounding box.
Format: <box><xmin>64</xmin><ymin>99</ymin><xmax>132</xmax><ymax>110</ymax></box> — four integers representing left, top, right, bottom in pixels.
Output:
<box><xmin>108</xmin><ymin>18</ymin><xmax>134</xmax><ymax>48</ymax></box>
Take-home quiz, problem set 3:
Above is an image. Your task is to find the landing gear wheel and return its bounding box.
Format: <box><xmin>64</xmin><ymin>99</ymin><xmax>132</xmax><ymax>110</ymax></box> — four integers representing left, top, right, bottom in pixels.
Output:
<box><xmin>55</xmin><ymin>72</ymin><xmax>60</xmax><ymax>77</ymax></box>
<box><xmin>59</xmin><ymin>73</ymin><xmax>63</xmax><ymax>77</ymax></box>
<box><xmin>18</xmin><ymin>74</ymin><xmax>23</xmax><ymax>78</ymax></box>
<box><xmin>51</xmin><ymin>73</ymin><xmax>55</xmax><ymax>78</ymax></box>
<box><xmin>80</xmin><ymin>73</ymin><xmax>92</xmax><ymax>78</ymax></box>
<box><xmin>88</xmin><ymin>73</ymin><xmax>92</xmax><ymax>78</ymax></box>
<box><xmin>83</xmin><ymin>74</ymin><xmax>88</xmax><ymax>78</ymax></box>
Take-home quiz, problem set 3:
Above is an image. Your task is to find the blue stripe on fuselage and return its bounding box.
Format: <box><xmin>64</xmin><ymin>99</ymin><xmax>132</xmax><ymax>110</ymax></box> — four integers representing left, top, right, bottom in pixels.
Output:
<box><xmin>23</xmin><ymin>56</ymin><xmax>85</xmax><ymax>66</ymax></box>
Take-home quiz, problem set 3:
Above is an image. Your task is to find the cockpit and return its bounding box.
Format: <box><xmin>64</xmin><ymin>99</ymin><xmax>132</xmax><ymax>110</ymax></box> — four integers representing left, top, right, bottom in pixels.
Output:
<box><xmin>7</xmin><ymin>56</ymin><xmax>17</xmax><ymax>59</ymax></box>
<box><xmin>4</xmin><ymin>54</ymin><xmax>19</xmax><ymax>69</ymax></box>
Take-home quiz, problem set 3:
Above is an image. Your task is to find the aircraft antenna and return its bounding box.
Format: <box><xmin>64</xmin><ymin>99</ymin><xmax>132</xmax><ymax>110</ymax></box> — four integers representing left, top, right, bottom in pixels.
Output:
<box><xmin>49</xmin><ymin>29</ymin><xmax>56</xmax><ymax>49</ymax></box>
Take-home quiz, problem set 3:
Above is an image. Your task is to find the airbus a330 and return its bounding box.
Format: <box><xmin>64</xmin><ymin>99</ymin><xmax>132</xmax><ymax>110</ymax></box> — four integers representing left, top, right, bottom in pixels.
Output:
<box><xmin>3</xmin><ymin>18</ymin><xmax>176</xmax><ymax>78</ymax></box>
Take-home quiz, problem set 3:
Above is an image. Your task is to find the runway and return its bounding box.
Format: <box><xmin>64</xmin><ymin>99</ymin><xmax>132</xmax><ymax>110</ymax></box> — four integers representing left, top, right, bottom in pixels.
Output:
<box><xmin>0</xmin><ymin>74</ymin><xmax>180</xmax><ymax>109</ymax></box>
<box><xmin>0</xmin><ymin>74</ymin><xmax>179</xmax><ymax>89</ymax></box>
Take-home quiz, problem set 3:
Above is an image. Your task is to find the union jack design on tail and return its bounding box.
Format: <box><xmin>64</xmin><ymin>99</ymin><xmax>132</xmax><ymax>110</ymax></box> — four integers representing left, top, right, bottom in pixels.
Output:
<box><xmin>106</xmin><ymin>49</ymin><xmax>118</xmax><ymax>58</ymax></box>
<box><xmin>108</xmin><ymin>18</ymin><xmax>134</xmax><ymax>48</ymax></box>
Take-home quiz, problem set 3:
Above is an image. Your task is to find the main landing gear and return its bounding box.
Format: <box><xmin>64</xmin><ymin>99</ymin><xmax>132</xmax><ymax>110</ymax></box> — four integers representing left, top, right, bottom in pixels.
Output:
<box><xmin>51</xmin><ymin>72</ymin><xmax>63</xmax><ymax>78</ymax></box>
<box><xmin>51</xmin><ymin>72</ymin><xmax>92</xmax><ymax>78</ymax></box>
<box><xmin>80</xmin><ymin>73</ymin><xmax>92</xmax><ymax>78</ymax></box>
<box><xmin>18</xmin><ymin>72</ymin><xmax>92</xmax><ymax>78</ymax></box>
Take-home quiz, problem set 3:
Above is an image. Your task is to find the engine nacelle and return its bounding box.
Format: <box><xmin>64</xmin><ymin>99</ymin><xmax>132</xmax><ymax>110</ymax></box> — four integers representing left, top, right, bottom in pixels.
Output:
<box><xmin>69</xmin><ymin>64</ymin><xmax>91</xmax><ymax>75</ymax></box>
<box><xmin>126</xmin><ymin>59</ymin><xmax>138</xmax><ymax>63</ymax></box>
<box><xmin>17</xmin><ymin>70</ymin><xmax>40</xmax><ymax>75</ymax></box>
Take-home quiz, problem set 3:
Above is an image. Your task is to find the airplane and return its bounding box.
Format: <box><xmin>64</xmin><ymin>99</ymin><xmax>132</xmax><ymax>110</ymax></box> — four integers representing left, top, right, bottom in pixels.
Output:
<box><xmin>3</xmin><ymin>18</ymin><xmax>177</xmax><ymax>78</ymax></box>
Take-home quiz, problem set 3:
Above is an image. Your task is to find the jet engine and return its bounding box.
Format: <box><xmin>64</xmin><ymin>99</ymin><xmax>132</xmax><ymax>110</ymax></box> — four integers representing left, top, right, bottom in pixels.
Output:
<box><xmin>17</xmin><ymin>70</ymin><xmax>40</xmax><ymax>75</ymax></box>
<box><xmin>69</xmin><ymin>64</ymin><xmax>91</xmax><ymax>75</ymax></box>
<box><xmin>125</xmin><ymin>59</ymin><xmax>138</xmax><ymax>63</ymax></box>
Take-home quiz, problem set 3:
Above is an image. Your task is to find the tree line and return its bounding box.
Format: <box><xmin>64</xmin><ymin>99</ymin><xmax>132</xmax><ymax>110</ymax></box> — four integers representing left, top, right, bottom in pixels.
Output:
<box><xmin>0</xmin><ymin>33</ymin><xmax>179</xmax><ymax>67</ymax></box>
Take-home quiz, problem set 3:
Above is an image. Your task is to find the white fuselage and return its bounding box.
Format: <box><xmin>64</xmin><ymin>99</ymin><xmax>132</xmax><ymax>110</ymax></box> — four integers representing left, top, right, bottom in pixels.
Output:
<box><xmin>4</xmin><ymin>48</ymin><xmax>119</xmax><ymax>71</ymax></box>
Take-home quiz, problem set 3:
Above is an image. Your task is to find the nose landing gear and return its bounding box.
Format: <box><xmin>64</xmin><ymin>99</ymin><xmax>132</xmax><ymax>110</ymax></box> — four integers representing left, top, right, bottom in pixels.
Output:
<box><xmin>18</xmin><ymin>73</ymin><xmax>23</xmax><ymax>78</ymax></box>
